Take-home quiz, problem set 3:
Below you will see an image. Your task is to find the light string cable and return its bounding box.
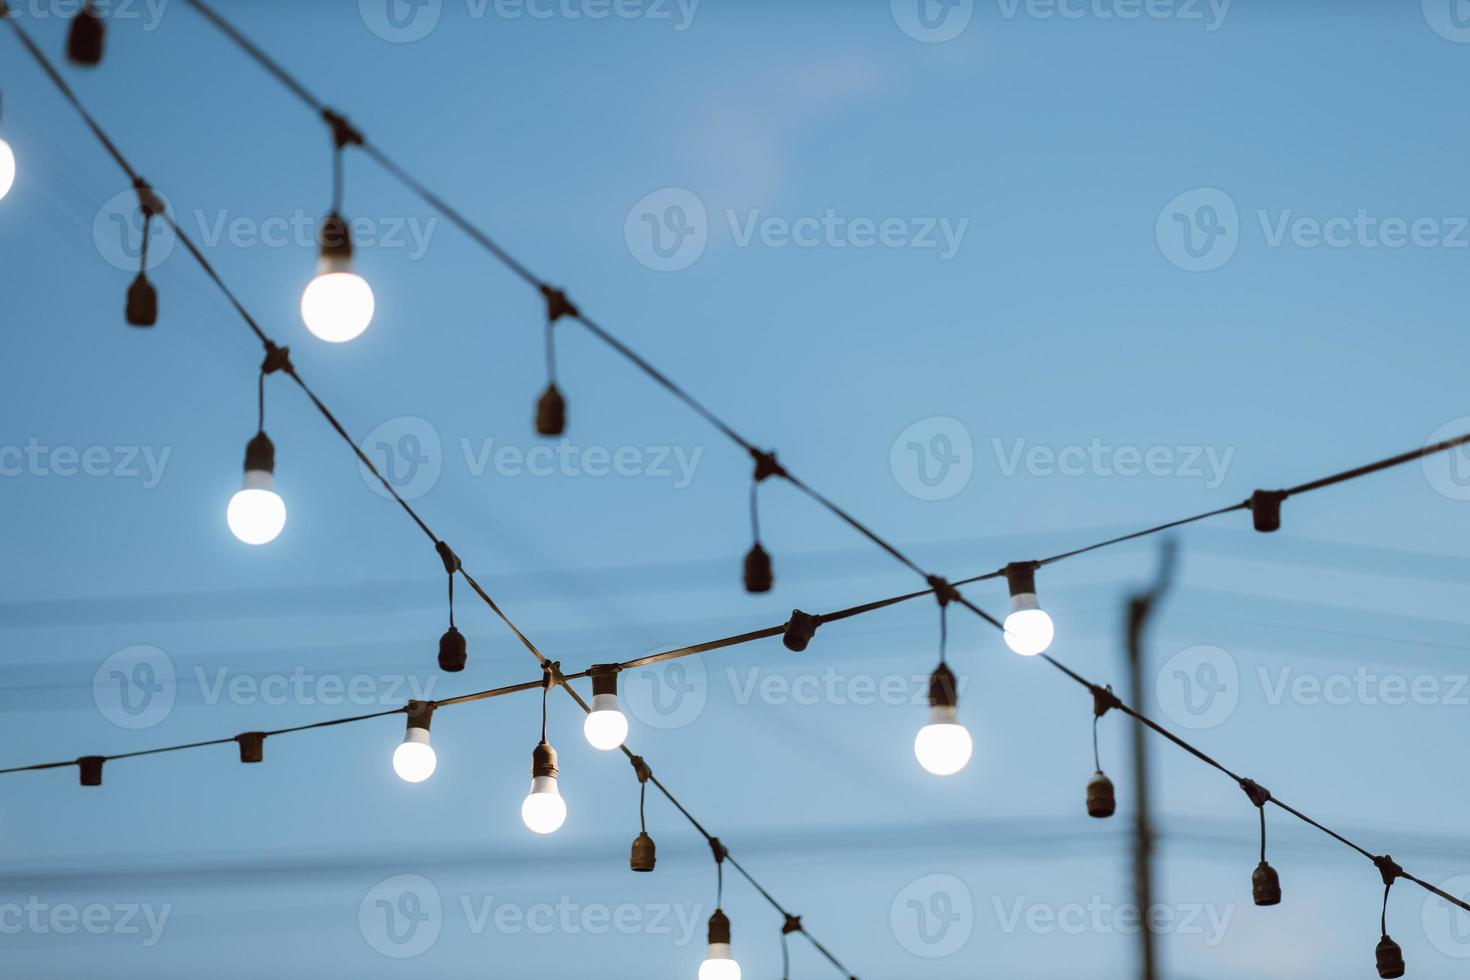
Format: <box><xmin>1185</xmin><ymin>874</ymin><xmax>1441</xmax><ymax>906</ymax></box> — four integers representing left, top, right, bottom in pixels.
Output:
<box><xmin>0</xmin><ymin>14</ymin><xmax>861</xmax><ymax>976</ymax></box>
<box><xmin>20</xmin><ymin>0</ymin><xmax>1470</xmax><ymax>950</ymax></box>
<box><xmin>170</xmin><ymin>0</ymin><xmax>1470</xmax><ymax>634</ymax></box>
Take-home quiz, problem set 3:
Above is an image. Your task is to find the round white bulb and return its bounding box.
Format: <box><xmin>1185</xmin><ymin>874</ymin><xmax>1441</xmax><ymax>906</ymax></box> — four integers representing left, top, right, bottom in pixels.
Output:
<box><xmin>392</xmin><ymin>729</ymin><xmax>436</xmax><ymax>783</ymax></box>
<box><xmin>301</xmin><ymin>271</ymin><xmax>374</xmax><ymax>342</ymax></box>
<box><xmin>521</xmin><ymin>776</ymin><xmax>567</xmax><ymax>834</ymax></box>
<box><xmin>0</xmin><ymin>139</ymin><xmax>15</xmax><ymax>202</ymax></box>
<box><xmin>699</xmin><ymin>953</ymin><xmax>742</xmax><ymax>980</ymax></box>
<box><xmin>1003</xmin><ymin>608</ymin><xmax>1055</xmax><ymax>656</ymax></box>
<box><xmin>227</xmin><ymin>471</ymin><xmax>286</xmax><ymax>545</ymax></box>
<box><xmin>914</xmin><ymin>719</ymin><xmax>973</xmax><ymax>777</ymax></box>
<box><xmin>584</xmin><ymin>694</ymin><xmax>628</xmax><ymax>751</ymax></box>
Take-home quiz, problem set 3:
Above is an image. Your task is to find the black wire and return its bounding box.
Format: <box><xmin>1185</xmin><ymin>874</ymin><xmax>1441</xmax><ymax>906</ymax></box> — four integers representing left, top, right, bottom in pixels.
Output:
<box><xmin>1092</xmin><ymin>713</ymin><xmax>1101</xmax><ymax>773</ymax></box>
<box><xmin>447</xmin><ymin>566</ymin><xmax>455</xmax><ymax>630</ymax></box>
<box><xmin>749</xmin><ymin>479</ymin><xmax>761</xmax><ymax>544</ymax></box>
<box><xmin>937</xmin><ymin>600</ymin><xmax>949</xmax><ymax>666</ymax></box>
<box><xmin>330</xmin><ymin>142</ymin><xmax>344</xmax><ymax>215</ymax></box>
<box><xmin>543</xmin><ymin>314</ymin><xmax>558</xmax><ymax>387</ymax></box>
<box><xmin>1258</xmin><ymin>804</ymin><xmax>1267</xmax><ymax>866</ymax></box>
<box><xmin>256</xmin><ymin>368</ymin><xmax>265</xmax><ymax>432</ymax></box>
<box><xmin>781</xmin><ymin>928</ymin><xmax>791</xmax><ymax>980</ymax></box>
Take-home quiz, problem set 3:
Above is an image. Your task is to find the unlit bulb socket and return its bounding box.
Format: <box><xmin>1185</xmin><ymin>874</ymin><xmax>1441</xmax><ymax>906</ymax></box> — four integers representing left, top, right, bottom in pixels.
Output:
<box><xmin>237</xmin><ymin>732</ymin><xmax>266</xmax><ymax>764</ymax></box>
<box><xmin>78</xmin><ymin>755</ymin><xmax>104</xmax><ymax>787</ymax></box>
<box><xmin>67</xmin><ymin>4</ymin><xmax>104</xmax><ymax>66</ymax></box>
<box><xmin>1251</xmin><ymin>490</ymin><xmax>1285</xmax><ymax>533</ymax></box>
<box><xmin>1086</xmin><ymin>771</ymin><xmax>1116</xmax><ymax>819</ymax></box>
<box><xmin>126</xmin><ymin>273</ymin><xmax>157</xmax><ymax>327</ymax></box>
<box><xmin>1376</xmin><ymin>936</ymin><xmax>1405</xmax><ymax>979</ymax></box>
<box><xmin>630</xmin><ymin>831</ymin><xmax>657</xmax><ymax>873</ymax></box>
<box><xmin>536</xmin><ymin>384</ymin><xmax>566</xmax><ymax>436</ymax></box>
<box><xmin>1252</xmin><ymin>861</ymin><xmax>1281</xmax><ymax>906</ymax></box>
<box><xmin>743</xmin><ymin>543</ymin><xmax>772</xmax><ymax>593</ymax></box>
<box><xmin>438</xmin><ymin>626</ymin><xmax>467</xmax><ymax>673</ymax></box>
<box><xmin>783</xmin><ymin>610</ymin><xmax>820</xmax><ymax>652</ymax></box>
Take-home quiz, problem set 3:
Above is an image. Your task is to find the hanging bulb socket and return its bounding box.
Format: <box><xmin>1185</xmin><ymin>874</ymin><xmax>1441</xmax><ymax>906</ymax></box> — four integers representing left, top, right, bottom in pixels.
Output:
<box><xmin>126</xmin><ymin>273</ymin><xmax>157</xmax><ymax>327</ymax></box>
<box><xmin>438</xmin><ymin>626</ymin><xmax>467</xmax><ymax>673</ymax></box>
<box><xmin>531</xmin><ymin>739</ymin><xmax>559</xmax><ymax>780</ymax></box>
<box><xmin>1086</xmin><ymin>771</ymin><xmax>1116</xmax><ymax>819</ymax></box>
<box><xmin>708</xmin><ymin>908</ymin><xmax>732</xmax><ymax>947</ymax></box>
<box><xmin>630</xmin><ymin>831</ymin><xmax>657</xmax><ymax>873</ymax></box>
<box><xmin>66</xmin><ymin>2</ymin><xmax>105</xmax><ymax>66</ymax></box>
<box><xmin>1250</xmin><ymin>489</ymin><xmax>1285</xmax><ymax>533</ymax></box>
<box><xmin>928</xmin><ymin>662</ymin><xmax>959</xmax><ymax>711</ymax></box>
<box><xmin>244</xmin><ymin>431</ymin><xmax>276</xmax><ymax>476</ymax></box>
<box><xmin>783</xmin><ymin>610</ymin><xmax>820</xmax><ymax>652</ymax></box>
<box><xmin>536</xmin><ymin>384</ymin><xmax>565</xmax><ymax>436</ymax></box>
<box><xmin>317</xmin><ymin>211</ymin><xmax>353</xmax><ymax>273</ymax></box>
<box><xmin>78</xmin><ymin>755</ymin><xmax>104</xmax><ymax>787</ymax></box>
<box><xmin>743</xmin><ymin>543</ymin><xmax>772</xmax><ymax>593</ymax></box>
<box><xmin>237</xmin><ymin>731</ymin><xmax>266</xmax><ymax>764</ymax></box>
<box><xmin>1252</xmin><ymin>861</ymin><xmax>1281</xmax><ymax>906</ymax></box>
<box><xmin>1375</xmin><ymin>936</ymin><xmax>1405</xmax><ymax>979</ymax></box>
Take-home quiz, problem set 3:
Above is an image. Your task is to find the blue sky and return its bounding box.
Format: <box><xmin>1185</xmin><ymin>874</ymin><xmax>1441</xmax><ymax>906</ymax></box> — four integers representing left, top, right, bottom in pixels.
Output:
<box><xmin>3</xmin><ymin>1</ymin><xmax>1470</xmax><ymax>977</ymax></box>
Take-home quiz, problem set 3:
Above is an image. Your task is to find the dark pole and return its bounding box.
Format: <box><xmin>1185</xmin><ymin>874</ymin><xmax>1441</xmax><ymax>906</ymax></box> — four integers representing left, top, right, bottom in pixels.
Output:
<box><xmin>1125</xmin><ymin>538</ymin><xmax>1177</xmax><ymax>980</ymax></box>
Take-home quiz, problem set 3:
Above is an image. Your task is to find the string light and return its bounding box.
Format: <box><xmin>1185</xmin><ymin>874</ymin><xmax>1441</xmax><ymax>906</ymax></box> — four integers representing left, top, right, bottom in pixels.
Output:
<box><xmin>392</xmin><ymin>700</ymin><xmax>436</xmax><ymax>783</ymax></box>
<box><xmin>1002</xmin><ymin>562</ymin><xmax>1054</xmax><ymax>656</ymax></box>
<box><xmin>522</xmin><ymin>665</ymin><xmax>568</xmax><ymax>835</ymax></box>
<box><xmin>1373</xmin><ymin>856</ymin><xmax>1405</xmax><ymax>979</ymax></box>
<box><xmin>914</xmin><ymin>582</ymin><xmax>973</xmax><ymax>778</ymax></box>
<box><xmin>535</xmin><ymin>285</ymin><xmax>575</xmax><ymax>436</ymax></box>
<box><xmin>700</xmin><ymin>841</ymin><xmax>742</xmax><ymax>980</ymax></box>
<box><xmin>1239</xmin><ymin>779</ymin><xmax>1280</xmax><ymax>906</ymax></box>
<box><xmin>584</xmin><ymin>665</ymin><xmax>629</xmax><ymax>751</ymax></box>
<box><xmin>743</xmin><ymin>450</ymin><xmax>784</xmax><ymax>593</ymax></box>
<box><xmin>1086</xmin><ymin>687</ymin><xmax>1118</xmax><ymax>819</ymax></box>
<box><xmin>301</xmin><ymin>111</ymin><xmax>373</xmax><ymax>342</ymax></box>
<box><xmin>0</xmin><ymin>91</ymin><xmax>15</xmax><ymax>202</ymax></box>
<box><xmin>629</xmin><ymin>755</ymin><xmax>656</xmax><ymax>873</ymax></box>
<box><xmin>15</xmin><ymin>7</ymin><xmax>1470</xmax><ymax>974</ymax></box>
<box><xmin>435</xmin><ymin>541</ymin><xmax>467</xmax><ymax>672</ymax></box>
<box><xmin>226</xmin><ymin>347</ymin><xmax>289</xmax><ymax>545</ymax></box>
<box><xmin>124</xmin><ymin>179</ymin><xmax>163</xmax><ymax>328</ymax></box>
<box><xmin>65</xmin><ymin>0</ymin><xmax>103</xmax><ymax>66</ymax></box>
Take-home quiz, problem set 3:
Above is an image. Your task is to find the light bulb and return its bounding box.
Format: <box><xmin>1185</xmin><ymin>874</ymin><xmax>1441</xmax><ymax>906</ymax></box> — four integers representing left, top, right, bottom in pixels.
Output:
<box><xmin>393</xmin><ymin>702</ymin><xmax>437</xmax><ymax>783</ymax></box>
<box><xmin>583</xmin><ymin>667</ymin><xmax>628</xmax><ymax>751</ymax></box>
<box><xmin>302</xmin><ymin>212</ymin><xmax>373</xmax><ymax>342</ymax></box>
<box><xmin>227</xmin><ymin>432</ymin><xmax>285</xmax><ymax>545</ymax></box>
<box><xmin>0</xmin><ymin>139</ymin><xmax>15</xmax><ymax>202</ymax></box>
<box><xmin>698</xmin><ymin>954</ymin><xmax>742</xmax><ymax>980</ymax></box>
<box><xmin>1003</xmin><ymin>562</ymin><xmax>1054</xmax><ymax>656</ymax></box>
<box><xmin>301</xmin><ymin>272</ymin><xmax>374</xmax><ymax>343</ymax></box>
<box><xmin>522</xmin><ymin>740</ymin><xmax>566</xmax><ymax>834</ymax></box>
<box><xmin>521</xmin><ymin>777</ymin><xmax>567</xmax><ymax>834</ymax></box>
<box><xmin>393</xmin><ymin>728</ymin><xmax>436</xmax><ymax>783</ymax></box>
<box><xmin>914</xmin><ymin>706</ymin><xmax>973</xmax><ymax>777</ymax></box>
<box><xmin>699</xmin><ymin>911</ymin><xmax>740</xmax><ymax>980</ymax></box>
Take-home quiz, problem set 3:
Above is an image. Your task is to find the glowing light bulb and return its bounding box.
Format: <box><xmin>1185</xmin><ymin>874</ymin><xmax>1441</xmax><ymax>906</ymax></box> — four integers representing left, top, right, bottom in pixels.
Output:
<box><xmin>393</xmin><ymin>703</ymin><xmax>437</xmax><ymax>783</ymax></box>
<box><xmin>301</xmin><ymin>212</ymin><xmax>373</xmax><ymax>342</ymax></box>
<box><xmin>914</xmin><ymin>706</ymin><xmax>973</xmax><ymax>777</ymax></box>
<box><xmin>522</xmin><ymin>740</ymin><xmax>566</xmax><ymax>834</ymax></box>
<box><xmin>699</xmin><ymin>911</ymin><xmax>741</xmax><ymax>980</ymax></box>
<box><xmin>0</xmin><ymin>138</ymin><xmax>15</xmax><ymax>202</ymax></box>
<box><xmin>227</xmin><ymin>432</ymin><xmax>285</xmax><ymax>545</ymax></box>
<box><xmin>583</xmin><ymin>666</ymin><xmax>628</xmax><ymax>751</ymax></box>
<box><xmin>1003</xmin><ymin>562</ymin><xmax>1054</xmax><ymax>656</ymax></box>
